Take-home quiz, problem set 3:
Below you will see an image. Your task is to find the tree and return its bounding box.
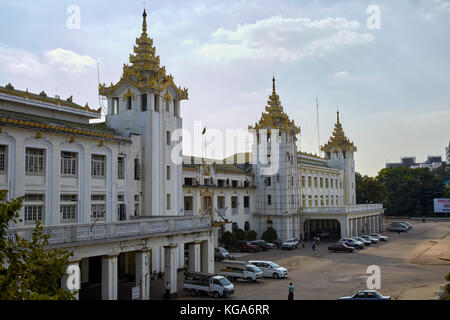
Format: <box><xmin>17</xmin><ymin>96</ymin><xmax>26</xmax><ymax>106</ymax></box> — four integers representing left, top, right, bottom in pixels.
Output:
<box><xmin>377</xmin><ymin>167</ymin><xmax>444</xmax><ymax>216</ymax></box>
<box><xmin>0</xmin><ymin>190</ymin><xmax>77</xmax><ymax>300</ymax></box>
<box><xmin>262</xmin><ymin>227</ymin><xmax>278</xmax><ymax>242</ymax></box>
<box><xmin>246</xmin><ymin>230</ymin><xmax>257</xmax><ymax>241</ymax></box>
<box><xmin>355</xmin><ymin>172</ymin><xmax>386</xmax><ymax>204</ymax></box>
<box><xmin>221</xmin><ymin>231</ymin><xmax>235</xmax><ymax>249</ymax></box>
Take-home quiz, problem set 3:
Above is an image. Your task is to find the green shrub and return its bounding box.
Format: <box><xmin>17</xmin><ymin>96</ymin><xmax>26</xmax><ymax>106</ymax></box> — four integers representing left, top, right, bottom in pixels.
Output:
<box><xmin>445</xmin><ymin>272</ymin><xmax>450</xmax><ymax>282</ymax></box>
<box><xmin>234</xmin><ymin>228</ymin><xmax>247</xmax><ymax>241</ymax></box>
<box><xmin>221</xmin><ymin>231</ymin><xmax>235</xmax><ymax>249</ymax></box>
<box><xmin>246</xmin><ymin>230</ymin><xmax>257</xmax><ymax>241</ymax></box>
<box><xmin>262</xmin><ymin>227</ymin><xmax>278</xmax><ymax>242</ymax></box>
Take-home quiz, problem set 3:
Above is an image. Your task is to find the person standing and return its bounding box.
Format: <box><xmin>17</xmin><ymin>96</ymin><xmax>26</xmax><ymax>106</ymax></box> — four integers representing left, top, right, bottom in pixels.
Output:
<box><xmin>288</xmin><ymin>282</ymin><xmax>294</xmax><ymax>300</ymax></box>
<box><xmin>312</xmin><ymin>240</ymin><xmax>316</xmax><ymax>251</ymax></box>
<box><xmin>165</xmin><ymin>281</ymin><xmax>171</xmax><ymax>299</ymax></box>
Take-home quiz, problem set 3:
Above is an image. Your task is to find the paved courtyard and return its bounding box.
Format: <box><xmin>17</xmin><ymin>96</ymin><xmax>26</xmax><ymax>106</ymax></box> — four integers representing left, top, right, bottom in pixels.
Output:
<box><xmin>177</xmin><ymin>219</ymin><xmax>450</xmax><ymax>300</ymax></box>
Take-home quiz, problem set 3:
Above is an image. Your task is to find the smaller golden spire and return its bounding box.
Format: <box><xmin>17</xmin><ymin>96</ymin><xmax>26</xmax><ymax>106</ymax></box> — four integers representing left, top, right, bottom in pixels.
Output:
<box><xmin>337</xmin><ymin>110</ymin><xmax>340</xmax><ymax>124</ymax></box>
<box><xmin>272</xmin><ymin>76</ymin><xmax>276</xmax><ymax>95</ymax></box>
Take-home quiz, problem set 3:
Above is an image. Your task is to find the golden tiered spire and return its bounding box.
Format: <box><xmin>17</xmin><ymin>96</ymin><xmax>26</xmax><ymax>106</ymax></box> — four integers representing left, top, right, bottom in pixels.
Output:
<box><xmin>321</xmin><ymin>111</ymin><xmax>356</xmax><ymax>152</ymax></box>
<box><xmin>249</xmin><ymin>77</ymin><xmax>300</xmax><ymax>135</ymax></box>
<box><xmin>99</xmin><ymin>10</ymin><xmax>188</xmax><ymax>100</ymax></box>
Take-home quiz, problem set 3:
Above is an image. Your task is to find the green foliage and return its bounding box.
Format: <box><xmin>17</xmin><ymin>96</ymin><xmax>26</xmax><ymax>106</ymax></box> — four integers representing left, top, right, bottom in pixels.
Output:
<box><xmin>0</xmin><ymin>191</ymin><xmax>76</xmax><ymax>300</ymax></box>
<box><xmin>246</xmin><ymin>230</ymin><xmax>257</xmax><ymax>241</ymax></box>
<box><xmin>233</xmin><ymin>228</ymin><xmax>247</xmax><ymax>241</ymax></box>
<box><xmin>376</xmin><ymin>167</ymin><xmax>444</xmax><ymax>216</ymax></box>
<box><xmin>444</xmin><ymin>187</ymin><xmax>450</xmax><ymax>198</ymax></box>
<box><xmin>262</xmin><ymin>227</ymin><xmax>278</xmax><ymax>242</ymax></box>
<box><xmin>355</xmin><ymin>172</ymin><xmax>386</xmax><ymax>204</ymax></box>
<box><xmin>445</xmin><ymin>272</ymin><xmax>450</xmax><ymax>282</ymax></box>
<box><xmin>221</xmin><ymin>231</ymin><xmax>235</xmax><ymax>249</ymax></box>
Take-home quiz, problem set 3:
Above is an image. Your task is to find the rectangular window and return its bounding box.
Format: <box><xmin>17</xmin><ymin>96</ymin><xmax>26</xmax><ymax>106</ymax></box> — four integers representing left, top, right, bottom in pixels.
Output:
<box><xmin>0</xmin><ymin>145</ymin><xmax>7</xmax><ymax>172</ymax></box>
<box><xmin>118</xmin><ymin>156</ymin><xmax>125</xmax><ymax>179</ymax></box>
<box><xmin>267</xmin><ymin>195</ymin><xmax>272</xmax><ymax>205</ymax></box>
<box><xmin>166</xmin><ymin>131</ymin><xmax>171</xmax><ymax>145</ymax></box>
<box><xmin>320</xmin><ymin>177</ymin><xmax>323</xmax><ymax>188</ymax></box>
<box><xmin>24</xmin><ymin>194</ymin><xmax>44</xmax><ymax>223</ymax></box>
<box><xmin>91</xmin><ymin>194</ymin><xmax>105</xmax><ymax>220</ymax></box>
<box><xmin>301</xmin><ymin>176</ymin><xmax>305</xmax><ymax>187</ymax></box>
<box><xmin>166</xmin><ymin>100</ymin><xmax>170</xmax><ymax>112</ymax></box>
<box><xmin>134</xmin><ymin>195</ymin><xmax>140</xmax><ymax>216</ymax></box>
<box><xmin>113</xmin><ymin>97</ymin><xmax>119</xmax><ymax>114</ymax></box>
<box><xmin>184</xmin><ymin>178</ymin><xmax>193</xmax><ymax>186</ymax></box>
<box><xmin>232</xmin><ymin>180</ymin><xmax>238</xmax><ymax>187</ymax></box>
<box><xmin>60</xmin><ymin>194</ymin><xmax>77</xmax><ymax>222</ymax></box>
<box><xmin>134</xmin><ymin>158</ymin><xmax>141</xmax><ymax>180</ymax></box>
<box><xmin>217</xmin><ymin>196</ymin><xmax>225</xmax><ymax>209</ymax></box>
<box><xmin>244</xmin><ymin>196</ymin><xmax>250</xmax><ymax>208</ymax></box>
<box><xmin>141</xmin><ymin>94</ymin><xmax>147</xmax><ymax>111</ymax></box>
<box><xmin>61</xmin><ymin>151</ymin><xmax>77</xmax><ymax>176</ymax></box>
<box><xmin>154</xmin><ymin>95</ymin><xmax>160</xmax><ymax>112</ymax></box>
<box><xmin>166</xmin><ymin>194</ymin><xmax>171</xmax><ymax>210</ymax></box>
<box><xmin>127</xmin><ymin>96</ymin><xmax>132</xmax><ymax>110</ymax></box>
<box><xmin>218</xmin><ymin>179</ymin><xmax>225</xmax><ymax>187</ymax></box>
<box><xmin>91</xmin><ymin>154</ymin><xmax>105</xmax><ymax>178</ymax></box>
<box><xmin>25</xmin><ymin>148</ymin><xmax>45</xmax><ymax>175</ymax></box>
<box><xmin>308</xmin><ymin>176</ymin><xmax>311</xmax><ymax>187</ymax></box>
<box><xmin>167</xmin><ymin>165</ymin><xmax>171</xmax><ymax>180</ymax></box>
<box><xmin>174</xmin><ymin>100</ymin><xmax>180</xmax><ymax>117</ymax></box>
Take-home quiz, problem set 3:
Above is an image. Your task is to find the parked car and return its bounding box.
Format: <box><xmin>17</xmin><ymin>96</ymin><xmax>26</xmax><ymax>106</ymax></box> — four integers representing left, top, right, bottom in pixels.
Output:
<box><xmin>248</xmin><ymin>260</ymin><xmax>288</xmax><ymax>279</ymax></box>
<box><xmin>360</xmin><ymin>235</ymin><xmax>379</xmax><ymax>244</ymax></box>
<box><xmin>215</xmin><ymin>247</ymin><xmax>234</xmax><ymax>261</ymax></box>
<box><xmin>353</xmin><ymin>237</ymin><xmax>371</xmax><ymax>246</ymax></box>
<box><xmin>370</xmin><ymin>233</ymin><xmax>389</xmax><ymax>241</ymax></box>
<box><xmin>340</xmin><ymin>238</ymin><xmax>364</xmax><ymax>249</ymax></box>
<box><xmin>281</xmin><ymin>238</ymin><xmax>299</xmax><ymax>250</ymax></box>
<box><xmin>235</xmin><ymin>241</ymin><xmax>260</xmax><ymax>253</ymax></box>
<box><xmin>249</xmin><ymin>240</ymin><xmax>272</xmax><ymax>251</ymax></box>
<box><xmin>399</xmin><ymin>221</ymin><xmax>413</xmax><ymax>229</ymax></box>
<box><xmin>338</xmin><ymin>290</ymin><xmax>391</xmax><ymax>300</ymax></box>
<box><xmin>328</xmin><ymin>243</ymin><xmax>354</xmax><ymax>253</ymax></box>
<box><xmin>391</xmin><ymin>222</ymin><xmax>411</xmax><ymax>230</ymax></box>
<box><xmin>387</xmin><ymin>224</ymin><xmax>408</xmax><ymax>232</ymax></box>
<box><xmin>315</xmin><ymin>230</ymin><xmax>330</xmax><ymax>238</ymax></box>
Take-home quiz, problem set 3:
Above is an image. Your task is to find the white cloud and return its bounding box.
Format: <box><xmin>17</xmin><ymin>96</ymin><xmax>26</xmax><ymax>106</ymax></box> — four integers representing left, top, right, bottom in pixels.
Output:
<box><xmin>45</xmin><ymin>48</ymin><xmax>97</xmax><ymax>73</ymax></box>
<box><xmin>400</xmin><ymin>109</ymin><xmax>450</xmax><ymax>125</ymax></box>
<box><xmin>0</xmin><ymin>46</ymin><xmax>44</xmax><ymax>76</ymax></box>
<box><xmin>333</xmin><ymin>71</ymin><xmax>349</xmax><ymax>78</ymax></box>
<box><xmin>196</xmin><ymin>15</ymin><xmax>374</xmax><ymax>62</ymax></box>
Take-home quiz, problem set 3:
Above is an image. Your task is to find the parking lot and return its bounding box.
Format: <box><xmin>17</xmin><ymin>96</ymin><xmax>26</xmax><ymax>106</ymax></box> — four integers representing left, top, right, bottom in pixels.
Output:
<box><xmin>176</xmin><ymin>219</ymin><xmax>450</xmax><ymax>300</ymax></box>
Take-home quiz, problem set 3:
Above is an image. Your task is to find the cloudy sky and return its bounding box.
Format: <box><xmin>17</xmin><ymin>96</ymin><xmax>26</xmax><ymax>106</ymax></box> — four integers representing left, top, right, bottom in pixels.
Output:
<box><xmin>0</xmin><ymin>0</ymin><xmax>449</xmax><ymax>176</ymax></box>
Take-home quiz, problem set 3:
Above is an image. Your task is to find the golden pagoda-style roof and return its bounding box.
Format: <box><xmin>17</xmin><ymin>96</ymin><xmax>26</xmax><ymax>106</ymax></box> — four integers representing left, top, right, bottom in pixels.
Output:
<box><xmin>249</xmin><ymin>77</ymin><xmax>300</xmax><ymax>135</ymax></box>
<box><xmin>0</xmin><ymin>83</ymin><xmax>101</xmax><ymax>115</ymax></box>
<box><xmin>321</xmin><ymin>111</ymin><xmax>357</xmax><ymax>152</ymax></box>
<box><xmin>98</xmin><ymin>10</ymin><xmax>188</xmax><ymax>100</ymax></box>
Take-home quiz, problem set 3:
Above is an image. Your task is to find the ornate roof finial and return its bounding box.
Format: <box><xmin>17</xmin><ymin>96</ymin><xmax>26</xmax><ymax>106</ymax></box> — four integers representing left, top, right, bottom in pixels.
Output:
<box><xmin>142</xmin><ymin>9</ymin><xmax>147</xmax><ymax>35</ymax></box>
<box><xmin>272</xmin><ymin>76</ymin><xmax>276</xmax><ymax>95</ymax></box>
<box><xmin>337</xmin><ymin>109</ymin><xmax>340</xmax><ymax>124</ymax></box>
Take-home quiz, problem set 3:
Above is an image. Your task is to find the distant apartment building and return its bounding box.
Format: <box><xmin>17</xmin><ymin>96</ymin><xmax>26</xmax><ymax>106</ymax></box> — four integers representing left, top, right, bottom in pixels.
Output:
<box><xmin>386</xmin><ymin>155</ymin><xmax>444</xmax><ymax>171</ymax></box>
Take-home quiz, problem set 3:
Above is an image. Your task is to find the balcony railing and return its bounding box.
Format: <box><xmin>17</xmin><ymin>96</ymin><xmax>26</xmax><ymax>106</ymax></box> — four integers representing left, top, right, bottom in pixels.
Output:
<box><xmin>303</xmin><ymin>204</ymin><xmax>383</xmax><ymax>214</ymax></box>
<box><xmin>6</xmin><ymin>215</ymin><xmax>211</xmax><ymax>247</ymax></box>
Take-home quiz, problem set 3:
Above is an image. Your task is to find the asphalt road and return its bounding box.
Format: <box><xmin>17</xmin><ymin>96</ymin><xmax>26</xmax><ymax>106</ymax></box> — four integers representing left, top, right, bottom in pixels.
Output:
<box><xmin>178</xmin><ymin>219</ymin><xmax>450</xmax><ymax>300</ymax></box>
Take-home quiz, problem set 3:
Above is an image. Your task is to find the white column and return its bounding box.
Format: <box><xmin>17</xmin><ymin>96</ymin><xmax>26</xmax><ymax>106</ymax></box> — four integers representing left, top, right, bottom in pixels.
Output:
<box><xmin>102</xmin><ymin>254</ymin><xmax>118</xmax><ymax>300</ymax></box>
<box><xmin>135</xmin><ymin>250</ymin><xmax>151</xmax><ymax>300</ymax></box>
<box><xmin>164</xmin><ymin>244</ymin><xmax>178</xmax><ymax>297</ymax></box>
<box><xmin>188</xmin><ymin>241</ymin><xmax>201</xmax><ymax>272</ymax></box>
<box><xmin>61</xmin><ymin>260</ymin><xmax>80</xmax><ymax>300</ymax></box>
<box><xmin>201</xmin><ymin>239</ymin><xmax>214</xmax><ymax>274</ymax></box>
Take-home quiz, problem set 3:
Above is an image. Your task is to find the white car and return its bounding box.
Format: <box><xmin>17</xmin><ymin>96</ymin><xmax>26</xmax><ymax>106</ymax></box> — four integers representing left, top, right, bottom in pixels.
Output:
<box><xmin>370</xmin><ymin>233</ymin><xmax>389</xmax><ymax>241</ymax></box>
<box><xmin>281</xmin><ymin>238</ymin><xmax>299</xmax><ymax>250</ymax></box>
<box><xmin>249</xmin><ymin>260</ymin><xmax>288</xmax><ymax>279</ymax></box>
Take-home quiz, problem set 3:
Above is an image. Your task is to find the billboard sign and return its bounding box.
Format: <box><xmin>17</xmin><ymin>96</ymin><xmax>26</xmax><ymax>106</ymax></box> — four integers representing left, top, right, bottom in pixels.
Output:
<box><xmin>434</xmin><ymin>198</ymin><xmax>450</xmax><ymax>213</ymax></box>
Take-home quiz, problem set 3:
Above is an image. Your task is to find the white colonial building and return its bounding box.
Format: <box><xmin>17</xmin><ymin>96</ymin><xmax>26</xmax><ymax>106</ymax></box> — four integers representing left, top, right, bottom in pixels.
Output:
<box><xmin>181</xmin><ymin>79</ymin><xmax>384</xmax><ymax>243</ymax></box>
<box><xmin>3</xmin><ymin>10</ymin><xmax>215</xmax><ymax>300</ymax></box>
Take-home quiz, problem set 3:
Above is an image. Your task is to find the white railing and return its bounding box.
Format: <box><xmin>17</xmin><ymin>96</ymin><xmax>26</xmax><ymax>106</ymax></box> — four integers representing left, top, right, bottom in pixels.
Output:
<box><xmin>303</xmin><ymin>204</ymin><xmax>383</xmax><ymax>214</ymax></box>
<box><xmin>6</xmin><ymin>215</ymin><xmax>211</xmax><ymax>246</ymax></box>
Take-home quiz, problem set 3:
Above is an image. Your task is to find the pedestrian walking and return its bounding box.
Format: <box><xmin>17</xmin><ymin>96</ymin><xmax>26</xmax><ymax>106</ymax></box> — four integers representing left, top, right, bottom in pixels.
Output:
<box><xmin>312</xmin><ymin>240</ymin><xmax>316</xmax><ymax>251</ymax></box>
<box><xmin>165</xmin><ymin>281</ymin><xmax>171</xmax><ymax>299</ymax></box>
<box><xmin>153</xmin><ymin>270</ymin><xmax>157</xmax><ymax>280</ymax></box>
<box><xmin>288</xmin><ymin>282</ymin><xmax>294</xmax><ymax>300</ymax></box>
<box><xmin>301</xmin><ymin>240</ymin><xmax>305</xmax><ymax>248</ymax></box>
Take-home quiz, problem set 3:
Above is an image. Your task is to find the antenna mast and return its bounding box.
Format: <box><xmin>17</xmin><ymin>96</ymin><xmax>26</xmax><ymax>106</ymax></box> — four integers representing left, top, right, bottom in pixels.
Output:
<box><xmin>316</xmin><ymin>96</ymin><xmax>320</xmax><ymax>156</ymax></box>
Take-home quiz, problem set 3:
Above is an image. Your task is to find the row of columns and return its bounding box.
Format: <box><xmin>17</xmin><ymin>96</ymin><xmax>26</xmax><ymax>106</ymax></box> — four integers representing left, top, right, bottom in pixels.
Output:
<box><xmin>61</xmin><ymin>240</ymin><xmax>213</xmax><ymax>300</ymax></box>
<box><xmin>348</xmin><ymin>214</ymin><xmax>382</xmax><ymax>237</ymax></box>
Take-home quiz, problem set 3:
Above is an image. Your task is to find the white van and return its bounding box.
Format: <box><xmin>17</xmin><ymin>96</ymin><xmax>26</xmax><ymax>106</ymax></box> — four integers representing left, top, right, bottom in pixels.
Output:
<box><xmin>248</xmin><ymin>260</ymin><xmax>288</xmax><ymax>279</ymax></box>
